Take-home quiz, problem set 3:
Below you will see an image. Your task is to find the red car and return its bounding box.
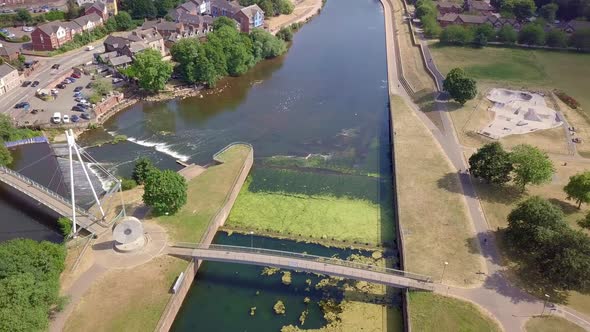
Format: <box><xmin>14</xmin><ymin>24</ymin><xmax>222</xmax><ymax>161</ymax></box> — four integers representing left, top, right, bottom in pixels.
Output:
<box><xmin>71</xmin><ymin>72</ymin><xmax>81</xmax><ymax>79</ymax></box>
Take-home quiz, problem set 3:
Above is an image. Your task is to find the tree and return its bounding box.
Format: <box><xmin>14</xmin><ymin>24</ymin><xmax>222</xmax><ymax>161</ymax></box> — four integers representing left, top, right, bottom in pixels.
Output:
<box><xmin>155</xmin><ymin>0</ymin><xmax>178</xmax><ymax>17</ymax></box>
<box><xmin>91</xmin><ymin>78</ymin><xmax>113</xmax><ymax>96</ymax></box>
<box><xmin>66</xmin><ymin>0</ymin><xmax>81</xmax><ymax>19</ymax></box>
<box><xmin>422</xmin><ymin>16</ymin><xmax>442</xmax><ymax>38</ymax></box>
<box><xmin>15</xmin><ymin>9</ymin><xmax>32</xmax><ymax>24</ymax></box>
<box><xmin>506</xmin><ymin>196</ymin><xmax>566</xmax><ymax>252</ymax></box>
<box><xmin>564</xmin><ymin>172</ymin><xmax>590</xmax><ymax>209</ymax></box>
<box><xmin>539</xmin><ymin>2</ymin><xmax>559</xmax><ymax>22</ymax></box>
<box><xmin>123</xmin><ymin>0</ymin><xmax>157</xmax><ymax>19</ymax></box>
<box><xmin>0</xmin><ymin>144</ymin><xmax>12</xmax><ymax>166</ymax></box>
<box><xmin>469</xmin><ymin>142</ymin><xmax>513</xmax><ymax>184</ymax></box>
<box><xmin>213</xmin><ymin>16</ymin><xmax>238</xmax><ymax>31</ymax></box>
<box><xmin>277</xmin><ymin>0</ymin><xmax>294</xmax><ymax>14</ymax></box>
<box><xmin>443</xmin><ymin>68</ymin><xmax>477</xmax><ymax>105</ymax></box>
<box><xmin>497</xmin><ymin>25</ymin><xmax>517</xmax><ymax>44</ymax></box>
<box><xmin>126</xmin><ymin>49</ymin><xmax>173</xmax><ymax>92</ymax></box>
<box><xmin>546</xmin><ymin>28</ymin><xmax>568</xmax><ymax>47</ymax></box>
<box><xmin>518</xmin><ymin>23</ymin><xmax>546</xmax><ymax>45</ymax></box>
<box><xmin>132</xmin><ymin>157</ymin><xmax>155</xmax><ymax>184</ymax></box>
<box><xmin>250</xmin><ymin>28</ymin><xmax>286</xmax><ymax>61</ymax></box>
<box><xmin>56</xmin><ymin>217</ymin><xmax>72</xmax><ymax>236</ymax></box>
<box><xmin>171</xmin><ymin>38</ymin><xmax>200</xmax><ymax>83</ymax></box>
<box><xmin>194</xmin><ymin>47</ymin><xmax>220</xmax><ymax>87</ymax></box>
<box><xmin>440</xmin><ymin>25</ymin><xmax>474</xmax><ymax>45</ymax></box>
<box><xmin>510</xmin><ymin>144</ymin><xmax>554</xmax><ymax>191</ymax></box>
<box><xmin>512</xmin><ymin>0</ymin><xmax>536</xmax><ymax>20</ymax></box>
<box><xmin>143</xmin><ymin>169</ymin><xmax>187</xmax><ymax>215</ymax></box>
<box><xmin>578</xmin><ymin>211</ymin><xmax>590</xmax><ymax>229</ymax></box>
<box><xmin>276</xmin><ymin>27</ymin><xmax>293</xmax><ymax>41</ymax></box>
<box><xmin>114</xmin><ymin>11</ymin><xmax>134</xmax><ymax>31</ymax></box>
<box><xmin>569</xmin><ymin>28</ymin><xmax>590</xmax><ymax>52</ymax></box>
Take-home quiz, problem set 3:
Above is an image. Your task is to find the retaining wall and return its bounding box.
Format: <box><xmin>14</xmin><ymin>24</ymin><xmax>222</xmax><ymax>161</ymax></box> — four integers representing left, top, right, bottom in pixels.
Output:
<box><xmin>154</xmin><ymin>143</ymin><xmax>254</xmax><ymax>332</ymax></box>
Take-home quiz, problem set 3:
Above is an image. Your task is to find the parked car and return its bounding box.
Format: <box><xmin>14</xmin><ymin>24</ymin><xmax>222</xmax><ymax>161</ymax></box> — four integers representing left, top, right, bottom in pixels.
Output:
<box><xmin>14</xmin><ymin>102</ymin><xmax>30</xmax><ymax>109</ymax></box>
<box><xmin>77</xmin><ymin>103</ymin><xmax>89</xmax><ymax>109</ymax></box>
<box><xmin>62</xmin><ymin>115</ymin><xmax>70</xmax><ymax>123</ymax></box>
<box><xmin>86</xmin><ymin>45</ymin><xmax>94</xmax><ymax>51</ymax></box>
<box><xmin>51</xmin><ymin>112</ymin><xmax>61</xmax><ymax>124</ymax></box>
<box><xmin>51</xmin><ymin>64</ymin><xmax>60</xmax><ymax>69</ymax></box>
<box><xmin>0</xmin><ymin>29</ymin><xmax>8</xmax><ymax>34</ymax></box>
<box><xmin>51</xmin><ymin>88</ymin><xmax>58</xmax><ymax>95</ymax></box>
<box><xmin>112</xmin><ymin>78</ymin><xmax>123</xmax><ymax>84</ymax></box>
<box><xmin>31</xmin><ymin>81</ymin><xmax>39</xmax><ymax>87</ymax></box>
<box><xmin>22</xmin><ymin>81</ymin><xmax>31</xmax><ymax>87</ymax></box>
<box><xmin>80</xmin><ymin>113</ymin><xmax>91</xmax><ymax>120</ymax></box>
<box><xmin>70</xmin><ymin>115</ymin><xmax>80</xmax><ymax>123</ymax></box>
<box><xmin>68</xmin><ymin>78</ymin><xmax>77</xmax><ymax>83</ymax></box>
<box><xmin>22</xmin><ymin>26</ymin><xmax>34</xmax><ymax>32</ymax></box>
<box><xmin>72</xmin><ymin>106</ymin><xmax>85</xmax><ymax>112</ymax></box>
<box><xmin>73</xmin><ymin>86</ymin><xmax>83</xmax><ymax>92</ymax></box>
<box><xmin>71</xmin><ymin>73</ymin><xmax>81</xmax><ymax>79</ymax></box>
<box><xmin>57</xmin><ymin>83</ymin><xmax>66</xmax><ymax>89</ymax></box>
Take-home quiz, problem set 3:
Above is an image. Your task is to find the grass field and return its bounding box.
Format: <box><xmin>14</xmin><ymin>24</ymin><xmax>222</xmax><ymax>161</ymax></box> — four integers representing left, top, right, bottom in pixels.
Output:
<box><xmin>227</xmin><ymin>176</ymin><xmax>392</xmax><ymax>245</ymax></box>
<box><xmin>430</xmin><ymin>45</ymin><xmax>590</xmax><ymax>111</ymax></box>
<box><xmin>64</xmin><ymin>255</ymin><xmax>187</xmax><ymax>332</ymax></box>
<box><xmin>392</xmin><ymin>95</ymin><xmax>484</xmax><ymax>286</ymax></box>
<box><xmin>408</xmin><ymin>292</ymin><xmax>501</xmax><ymax>331</ymax></box>
<box><xmin>154</xmin><ymin>144</ymin><xmax>251</xmax><ymax>242</ymax></box>
<box><xmin>525</xmin><ymin>316</ymin><xmax>586</xmax><ymax>332</ymax></box>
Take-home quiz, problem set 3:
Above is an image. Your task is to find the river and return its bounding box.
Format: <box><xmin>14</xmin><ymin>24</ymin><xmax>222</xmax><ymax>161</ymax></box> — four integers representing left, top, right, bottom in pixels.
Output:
<box><xmin>1</xmin><ymin>0</ymin><xmax>395</xmax><ymax>328</ymax></box>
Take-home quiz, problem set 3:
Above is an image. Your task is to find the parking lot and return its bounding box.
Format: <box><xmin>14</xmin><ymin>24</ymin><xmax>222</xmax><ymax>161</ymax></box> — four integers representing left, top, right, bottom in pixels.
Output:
<box><xmin>16</xmin><ymin>72</ymin><xmax>96</xmax><ymax>127</ymax></box>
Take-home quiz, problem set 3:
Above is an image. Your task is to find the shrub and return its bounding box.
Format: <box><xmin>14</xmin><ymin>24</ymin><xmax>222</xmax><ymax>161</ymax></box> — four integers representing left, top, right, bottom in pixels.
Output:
<box><xmin>57</xmin><ymin>217</ymin><xmax>72</xmax><ymax>236</ymax></box>
<box><xmin>277</xmin><ymin>27</ymin><xmax>293</xmax><ymax>42</ymax></box>
<box><xmin>554</xmin><ymin>90</ymin><xmax>580</xmax><ymax>109</ymax></box>
<box><xmin>120</xmin><ymin>177</ymin><xmax>138</xmax><ymax>191</ymax></box>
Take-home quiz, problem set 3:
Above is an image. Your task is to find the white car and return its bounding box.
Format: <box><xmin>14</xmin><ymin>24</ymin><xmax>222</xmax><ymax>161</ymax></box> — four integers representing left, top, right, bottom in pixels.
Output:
<box><xmin>22</xmin><ymin>26</ymin><xmax>34</xmax><ymax>32</ymax></box>
<box><xmin>86</xmin><ymin>45</ymin><xmax>94</xmax><ymax>51</ymax></box>
<box><xmin>51</xmin><ymin>112</ymin><xmax>61</xmax><ymax>124</ymax></box>
<box><xmin>62</xmin><ymin>115</ymin><xmax>70</xmax><ymax>123</ymax></box>
<box><xmin>112</xmin><ymin>78</ymin><xmax>122</xmax><ymax>84</ymax></box>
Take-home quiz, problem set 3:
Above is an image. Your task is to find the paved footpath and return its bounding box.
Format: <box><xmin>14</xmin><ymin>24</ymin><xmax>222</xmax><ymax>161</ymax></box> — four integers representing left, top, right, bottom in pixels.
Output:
<box><xmin>381</xmin><ymin>0</ymin><xmax>590</xmax><ymax>330</ymax></box>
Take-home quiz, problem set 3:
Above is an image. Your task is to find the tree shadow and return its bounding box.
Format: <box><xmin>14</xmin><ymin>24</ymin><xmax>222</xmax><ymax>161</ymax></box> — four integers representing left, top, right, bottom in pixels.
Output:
<box><xmin>548</xmin><ymin>198</ymin><xmax>579</xmax><ymax>215</ymax></box>
<box><xmin>92</xmin><ymin>240</ymin><xmax>113</xmax><ymax>251</ymax></box>
<box><xmin>471</xmin><ymin>179</ymin><xmax>524</xmax><ymax>205</ymax></box>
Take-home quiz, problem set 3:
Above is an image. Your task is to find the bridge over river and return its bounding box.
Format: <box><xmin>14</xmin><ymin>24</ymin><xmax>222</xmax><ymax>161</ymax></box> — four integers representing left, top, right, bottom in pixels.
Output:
<box><xmin>0</xmin><ymin>165</ymin><xmax>106</xmax><ymax>234</ymax></box>
<box><xmin>168</xmin><ymin>244</ymin><xmax>435</xmax><ymax>291</ymax></box>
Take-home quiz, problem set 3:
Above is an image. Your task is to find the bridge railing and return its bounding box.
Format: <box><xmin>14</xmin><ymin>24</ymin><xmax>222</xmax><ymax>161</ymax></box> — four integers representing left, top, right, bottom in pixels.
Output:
<box><xmin>173</xmin><ymin>243</ymin><xmax>434</xmax><ymax>283</ymax></box>
<box><xmin>0</xmin><ymin>165</ymin><xmax>98</xmax><ymax>222</ymax></box>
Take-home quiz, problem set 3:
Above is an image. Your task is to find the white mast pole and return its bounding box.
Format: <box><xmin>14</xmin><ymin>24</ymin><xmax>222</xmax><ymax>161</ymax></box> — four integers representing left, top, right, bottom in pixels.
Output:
<box><xmin>66</xmin><ymin>130</ymin><xmax>77</xmax><ymax>235</ymax></box>
<box><xmin>69</xmin><ymin>130</ymin><xmax>106</xmax><ymax>219</ymax></box>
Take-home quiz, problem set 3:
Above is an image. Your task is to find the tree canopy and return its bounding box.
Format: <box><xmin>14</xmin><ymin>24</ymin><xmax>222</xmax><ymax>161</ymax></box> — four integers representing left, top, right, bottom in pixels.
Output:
<box><xmin>120</xmin><ymin>0</ymin><xmax>157</xmax><ymax>19</ymax></box>
<box><xmin>143</xmin><ymin>169</ymin><xmax>188</xmax><ymax>215</ymax></box>
<box><xmin>510</xmin><ymin>144</ymin><xmax>554</xmax><ymax>191</ymax></box>
<box><xmin>132</xmin><ymin>157</ymin><xmax>155</xmax><ymax>185</ymax></box>
<box><xmin>0</xmin><ymin>239</ymin><xmax>66</xmax><ymax>332</ymax></box>
<box><xmin>15</xmin><ymin>9</ymin><xmax>32</xmax><ymax>24</ymax></box>
<box><xmin>497</xmin><ymin>25</ymin><xmax>517</xmax><ymax>44</ymax></box>
<box><xmin>114</xmin><ymin>11</ymin><xmax>135</xmax><ymax>31</ymax></box>
<box><xmin>443</xmin><ymin>68</ymin><xmax>477</xmax><ymax>105</ymax></box>
<box><xmin>569</xmin><ymin>29</ymin><xmax>590</xmax><ymax>52</ymax></box>
<box><xmin>239</xmin><ymin>0</ymin><xmax>294</xmax><ymax>16</ymax></box>
<box><xmin>0</xmin><ymin>145</ymin><xmax>12</xmax><ymax>166</ymax></box>
<box><xmin>539</xmin><ymin>3</ymin><xmax>559</xmax><ymax>21</ymax></box>
<box><xmin>564</xmin><ymin>171</ymin><xmax>590</xmax><ymax>209</ymax></box>
<box><xmin>469</xmin><ymin>142</ymin><xmax>513</xmax><ymax>184</ymax></box>
<box><xmin>440</xmin><ymin>25</ymin><xmax>474</xmax><ymax>45</ymax></box>
<box><xmin>518</xmin><ymin>23</ymin><xmax>546</xmax><ymax>45</ymax></box>
<box><xmin>546</xmin><ymin>28</ymin><xmax>568</xmax><ymax>47</ymax></box>
<box><xmin>126</xmin><ymin>49</ymin><xmax>173</xmax><ymax>92</ymax></box>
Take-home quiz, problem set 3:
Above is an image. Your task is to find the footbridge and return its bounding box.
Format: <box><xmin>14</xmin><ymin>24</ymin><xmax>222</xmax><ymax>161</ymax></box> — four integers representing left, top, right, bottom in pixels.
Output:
<box><xmin>0</xmin><ymin>165</ymin><xmax>106</xmax><ymax>234</ymax></box>
<box><xmin>168</xmin><ymin>244</ymin><xmax>435</xmax><ymax>291</ymax></box>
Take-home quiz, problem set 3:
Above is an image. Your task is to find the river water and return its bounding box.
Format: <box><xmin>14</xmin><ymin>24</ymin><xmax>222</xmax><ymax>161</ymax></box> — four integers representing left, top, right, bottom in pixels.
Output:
<box><xmin>1</xmin><ymin>0</ymin><xmax>395</xmax><ymax>328</ymax></box>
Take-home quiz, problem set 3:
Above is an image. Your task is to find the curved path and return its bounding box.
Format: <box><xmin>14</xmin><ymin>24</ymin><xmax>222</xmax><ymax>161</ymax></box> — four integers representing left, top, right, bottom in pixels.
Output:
<box><xmin>379</xmin><ymin>0</ymin><xmax>590</xmax><ymax>330</ymax></box>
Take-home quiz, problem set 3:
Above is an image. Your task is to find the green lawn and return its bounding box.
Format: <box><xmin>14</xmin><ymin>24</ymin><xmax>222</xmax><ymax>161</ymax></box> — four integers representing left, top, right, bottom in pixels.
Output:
<box><xmin>227</xmin><ymin>173</ymin><xmax>393</xmax><ymax>246</ymax></box>
<box><xmin>429</xmin><ymin>45</ymin><xmax>590</xmax><ymax>112</ymax></box>
<box><xmin>155</xmin><ymin>144</ymin><xmax>252</xmax><ymax>242</ymax></box>
<box><xmin>409</xmin><ymin>292</ymin><xmax>501</xmax><ymax>332</ymax></box>
<box><xmin>525</xmin><ymin>316</ymin><xmax>586</xmax><ymax>332</ymax></box>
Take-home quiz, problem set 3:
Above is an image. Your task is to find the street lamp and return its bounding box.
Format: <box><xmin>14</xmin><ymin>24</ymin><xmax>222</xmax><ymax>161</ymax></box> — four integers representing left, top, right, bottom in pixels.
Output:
<box><xmin>440</xmin><ymin>261</ymin><xmax>449</xmax><ymax>283</ymax></box>
<box><xmin>542</xmin><ymin>294</ymin><xmax>550</xmax><ymax>315</ymax></box>
<box><xmin>249</xmin><ymin>231</ymin><xmax>254</xmax><ymax>248</ymax></box>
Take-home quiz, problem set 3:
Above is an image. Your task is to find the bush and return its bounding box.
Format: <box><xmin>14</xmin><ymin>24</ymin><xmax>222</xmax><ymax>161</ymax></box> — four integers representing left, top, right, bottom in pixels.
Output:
<box><xmin>132</xmin><ymin>157</ymin><xmax>155</xmax><ymax>184</ymax></box>
<box><xmin>497</xmin><ymin>25</ymin><xmax>517</xmax><ymax>44</ymax></box>
<box><xmin>546</xmin><ymin>29</ymin><xmax>568</xmax><ymax>48</ymax></box>
<box><xmin>518</xmin><ymin>23</ymin><xmax>545</xmax><ymax>45</ymax></box>
<box><xmin>120</xmin><ymin>177</ymin><xmax>138</xmax><ymax>191</ymax></box>
<box><xmin>554</xmin><ymin>90</ymin><xmax>580</xmax><ymax>109</ymax></box>
<box><xmin>440</xmin><ymin>25</ymin><xmax>474</xmax><ymax>45</ymax></box>
<box><xmin>277</xmin><ymin>27</ymin><xmax>293</xmax><ymax>42</ymax></box>
<box><xmin>143</xmin><ymin>169</ymin><xmax>187</xmax><ymax>215</ymax></box>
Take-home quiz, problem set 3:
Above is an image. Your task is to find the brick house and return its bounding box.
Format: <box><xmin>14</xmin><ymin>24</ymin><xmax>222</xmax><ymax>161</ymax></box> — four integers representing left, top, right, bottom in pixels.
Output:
<box><xmin>31</xmin><ymin>23</ymin><xmax>73</xmax><ymax>51</ymax></box>
<box><xmin>0</xmin><ymin>43</ymin><xmax>21</xmax><ymax>61</ymax></box>
<box><xmin>0</xmin><ymin>64</ymin><xmax>22</xmax><ymax>96</ymax></box>
<box><xmin>464</xmin><ymin>0</ymin><xmax>494</xmax><ymax>15</ymax></box>
<box><xmin>560</xmin><ymin>20</ymin><xmax>590</xmax><ymax>34</ymax></box>
<box><xmin>84</xmin><ymin>2</ymin><xmax>109</xmax><ymax>21</ymax></box>
<box><xmin>234</xmin><ymin>4</ymin><xmax>264</xmax><ymax>33</ymax></box>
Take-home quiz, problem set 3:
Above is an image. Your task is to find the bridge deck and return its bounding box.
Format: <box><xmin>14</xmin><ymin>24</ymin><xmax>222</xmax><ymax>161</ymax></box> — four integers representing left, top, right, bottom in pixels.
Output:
<box><xmin>168</xmin><ymin>245</ymin><xmax>435</xmax><ymax>291</ymax></box>
<box><xmin>0</xmin><ymin>166</ymin><xmax>104</xmax><ymax>234</ymax></box>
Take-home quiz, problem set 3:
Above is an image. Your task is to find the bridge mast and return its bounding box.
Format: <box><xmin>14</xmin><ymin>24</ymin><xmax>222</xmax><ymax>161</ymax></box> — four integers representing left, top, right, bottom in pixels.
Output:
<box><xmin>66</xmin><ymin>130</ymin><xmax>77</xmax><ymax>235</ymax></box>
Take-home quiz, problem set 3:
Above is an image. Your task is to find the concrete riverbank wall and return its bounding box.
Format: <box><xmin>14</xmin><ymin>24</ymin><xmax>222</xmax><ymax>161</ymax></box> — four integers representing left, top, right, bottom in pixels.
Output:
<box><xmin>154</xmin><ymin>143</ymin><xmax>254</xmax><ymax>332</ymax></box>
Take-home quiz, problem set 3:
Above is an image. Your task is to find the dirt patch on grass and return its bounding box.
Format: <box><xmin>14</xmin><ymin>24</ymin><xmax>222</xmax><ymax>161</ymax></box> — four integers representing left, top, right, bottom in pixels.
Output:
<box><xmin>266</xmin><ymin>0</ymin><xmax>322</xmax><ymax>34</ymax></box>
<box><xmin>392</xmin><ymin>95</ymin><xmax>484</xmax><ymax>286</ymax></box>
<box><xmin>64</xmin><ymin>255</ymin><xmax>187</xmax><ymax>332</ymax></box>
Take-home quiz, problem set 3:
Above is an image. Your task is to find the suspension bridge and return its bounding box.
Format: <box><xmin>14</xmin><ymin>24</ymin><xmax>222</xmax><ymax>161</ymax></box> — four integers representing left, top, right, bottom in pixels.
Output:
<box><xmin>168</xmin><ymin>244</ymin><xmax>435</xmax><ymax>291</ymax></box>
<box><xmin>0</xmin><ymin>130</ymin><xmax>123</xmax><ymax>235</ymax></box>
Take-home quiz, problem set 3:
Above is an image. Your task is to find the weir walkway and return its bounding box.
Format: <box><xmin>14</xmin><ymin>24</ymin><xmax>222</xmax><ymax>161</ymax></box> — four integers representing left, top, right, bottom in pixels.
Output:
<box><xmin>0</xmin><ymin>165</ymin><xmax>105</xmax><ymax>234</ymax></box>
<box><xmin>168</xmin><ymin>244</ymin><xmax>435</xmax><ymax>291</ymax></box>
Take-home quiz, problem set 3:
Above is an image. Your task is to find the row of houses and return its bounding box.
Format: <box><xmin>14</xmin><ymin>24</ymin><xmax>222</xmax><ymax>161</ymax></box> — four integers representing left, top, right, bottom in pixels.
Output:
<box><xmin>30</xmin><ymin>3</ymin><xmax>108</xmax><ymax>51</ymax></box>
<box><xmin>0</xmin><ymin>63</ymin><xmax>22</xmax><ymax>96</ymax></box>
<box><xmin>171</xmin><ymin>0</ymin><xmax>265</xmax><ymax>34</ymax></box>
<box><xmin>100</xmin><ymin>28</ymin><xmax>167</xmax><ymax>68</ymax></box>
